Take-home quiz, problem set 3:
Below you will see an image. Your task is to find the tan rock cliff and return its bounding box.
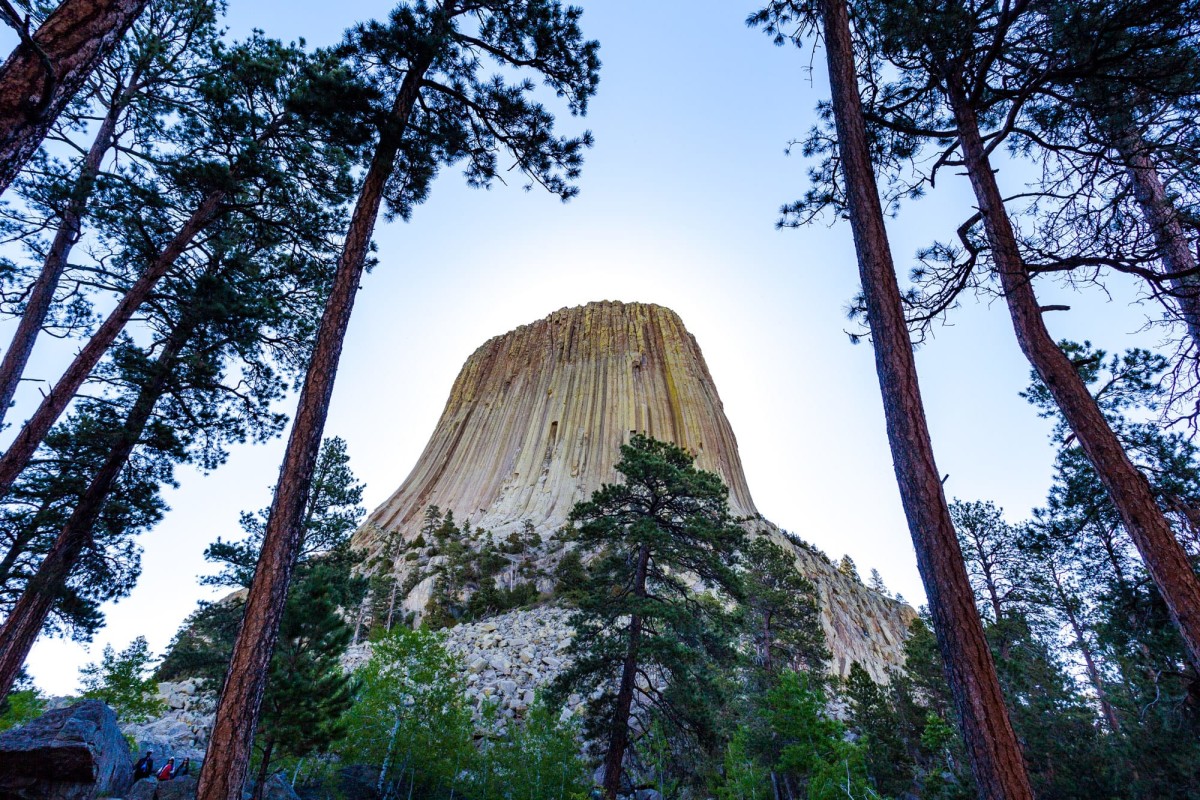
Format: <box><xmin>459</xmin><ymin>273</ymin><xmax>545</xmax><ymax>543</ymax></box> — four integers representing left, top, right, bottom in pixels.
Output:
<box><xmin>354</xmin><ymin>300</ymin><xmax>914</xmax><ymax>680</ymax></box>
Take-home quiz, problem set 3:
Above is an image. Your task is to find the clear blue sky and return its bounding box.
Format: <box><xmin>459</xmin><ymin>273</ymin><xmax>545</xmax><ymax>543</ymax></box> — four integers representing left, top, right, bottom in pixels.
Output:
<box><xmin>8</xmin><ymin>0</ymin><xmax>1166</xmax><ymax>693</ymax></box>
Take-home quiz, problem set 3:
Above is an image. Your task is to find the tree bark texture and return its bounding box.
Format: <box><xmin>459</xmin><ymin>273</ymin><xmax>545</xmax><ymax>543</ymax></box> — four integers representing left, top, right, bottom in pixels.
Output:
<box><xmin>0</xmin><ymin>76</ymin><xmax>130</xmax><ymax>428</ymax></box>
<box><xmin>195</xmin><ymin>47</ymin><xmax>439</xmax><ymax>800</ymax></box>
<box><xmin>816</xmin><ymin>3</ymin><xmax>1035</xmax><ymax>798</ymax></box>
<box><xmin>948</xmin><ymin>84</ymin><xmax>1200</xmax><ymax>676</ymax></box>
<box><xmin>0</xmin><ymin>0</ymin><xmax>148</xmax><ymax>196</ymax></box>
<box><xmin>0</xmin><ymin>316</ymin><xmax>192</xmax><ymax>697</ymax></box>
<box><xmin>1118</xmin><ymin>128</ymin><xmax>1200</xmax><ymax>349</ymax></box>
<box><xmin>0</xmin><ymin>188</ymin><xmax>222</xmax><ymax>500</ymax></box>
<box><xmin>602</xmin><ymin>543</ymin><xmax>649</xmax><ymax>800</ymax></box>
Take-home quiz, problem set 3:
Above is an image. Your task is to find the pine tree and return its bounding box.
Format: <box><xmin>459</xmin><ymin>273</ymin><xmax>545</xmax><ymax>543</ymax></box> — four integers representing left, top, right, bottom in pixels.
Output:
<box><xmin>741</xmin><ymin>536</ymin><xmax>827</xmax><ymax>676</ymax></box>
<box><xmin>750</xmin><ymin>2</ymin><xmax>1034</xmax><ymax>796</ymax></box>
<box><xmin>0</xmin><ymin>0</ymin><xmax>222</xmax><ymax>426</ymax></box>
<box><xmin>203</xmin><ymin>5</ymin><xmax>600</xmax><ymax>797</ymax></box>
<box><xmin>0</xmin><ymin>34</ymin><xmax>359</xmax><ymax>697</ymax></box>
<box><xmin>0</xmin><ymin>0</ymin><xmax>150</xmax><ymax>194</ymax></box>
<box><xmin>249</xmin><ymin>568</ymin><xmax>354</xmax><ymax>800</ymax></box>
<box><xmin>845</xmin><ymin>0</ymin><xmax>1200</xmax><ymax>674</ymax></box>
<box><xmin>548</xmin><ymin>434</ymin><xmax>745</xmax><ymax>799</ymax></box>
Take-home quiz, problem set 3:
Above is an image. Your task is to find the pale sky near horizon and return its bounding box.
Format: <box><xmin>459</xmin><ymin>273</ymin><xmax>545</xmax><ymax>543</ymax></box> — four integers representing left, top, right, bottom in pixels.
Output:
<box><xmin>4</xmin><ymin>0</ymin><xmax>1169</xmax><ymax>694</ymax></box>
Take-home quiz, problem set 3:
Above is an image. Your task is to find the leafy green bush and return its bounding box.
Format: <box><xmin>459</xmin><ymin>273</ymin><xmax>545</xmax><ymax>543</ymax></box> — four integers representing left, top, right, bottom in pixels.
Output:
<box><xmin>79</xmin><ymin>637</ymin><xmax>164</xmax><ymax>723</ymax></box>
<box><xmin>0</xmin><ymin>689</ymin><xmax>45</xmax><ymax>731</ymax></box>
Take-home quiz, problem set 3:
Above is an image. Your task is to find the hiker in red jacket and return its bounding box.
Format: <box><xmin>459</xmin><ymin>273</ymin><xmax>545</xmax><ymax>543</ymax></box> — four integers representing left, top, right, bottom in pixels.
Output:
<box><xmin>157</xmin><ymin>757</ymin><xmax>175</xmax><ymax>781</ymax></box>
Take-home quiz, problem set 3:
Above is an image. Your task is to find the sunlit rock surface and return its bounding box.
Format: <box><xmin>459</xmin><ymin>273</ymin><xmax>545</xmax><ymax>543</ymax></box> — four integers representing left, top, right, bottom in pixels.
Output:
<box><xmin>353</xmin><ymin>301</ymin><xmax>914</xmax><ymax>680</ymax></box>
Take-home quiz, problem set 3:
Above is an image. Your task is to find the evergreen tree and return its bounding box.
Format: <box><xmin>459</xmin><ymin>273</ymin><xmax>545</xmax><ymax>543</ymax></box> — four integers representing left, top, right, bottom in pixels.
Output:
<box><xmin>249</xmin><ymin>569</ymin><xmax>354</xmax><ymax>800</ymax></box>
<box><xmin>841</xmin><ymin>0</ymin><xmax>1200</xmax><ymax>674</ymax></box>
<box><xmin>741</xmin><ymin>536</ymin><xmax>827</xmax><ymax>676</ymax></box>
<box><xmin>0</xmin><ymin>33</ymin><xmax>359</xmax><ymax>697</ymax></box>
<box><xmin>205</xmin><ymin>4</ymin><xmax>601</xmax><ymax>794</ymax></box>
<box><xmin>750</xmin><ymin>1</ymin><xmax>1034</xmax><ymax>795</ymax></box>
<box><xmin>549</xmin><ymin>434</ymin><xmax>746</xmax><ymax>799</ymax></box>
<box><xmin>0</xmin><ymin>0</ymin><xmax>222</xmax><ymax>426</ymax></box>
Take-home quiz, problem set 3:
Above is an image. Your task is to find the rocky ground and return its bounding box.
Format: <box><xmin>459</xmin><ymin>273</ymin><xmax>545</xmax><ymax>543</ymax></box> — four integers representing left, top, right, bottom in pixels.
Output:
<box><xmin>347</xmin><ymin>605</ymin><xmax>589</xmax><ymax>727</ymax></box>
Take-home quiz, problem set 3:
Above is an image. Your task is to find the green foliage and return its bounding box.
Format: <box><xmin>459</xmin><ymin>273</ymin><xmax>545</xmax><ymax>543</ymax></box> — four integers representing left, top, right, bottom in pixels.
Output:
<box><xmin>470</xmin><ymin>699</ymin><xmax>589</xmax><ymax>800</ymax></box>
<box><xmin>553</xmin><ymin>548</ymin><xmax>588</xmax><ymax>604</ymax></box>
<box><xmin>0</xmin><ymin>688</ymin><xmax>45</xmax><ymax>732</ymax></box>
<box><xmin>79</xmin><ymin>637</ymin><xmax>165</xmax><ymax>723</ymax></box>
<box><xmin>253</xmin><ymin>566</ymin><xmax>356</xmax><ymax>786</ymax></box>
<box><xmin>714</xmin><ymin>727</ymin><xmax>771</xmax><ymax>800</ymax></box>
<box><xmin>741</xmin><ymin>536</ymin><xmax>828</xmax><ymax>676</ymax></box>
<box><xmin>339</xmin><ymin>627</ymin><xmax>475</xmax><ymax>798</ymax></box>
<box><xmin>204</xmin><ymin>437</ymin><xmax>366</xmax><ymax>590</ymax></box>
<box><xmin>550</xmin><ymin>434</ymin><xmax>747</xmax><ymax>792</ymax></box>
<box><xmin>766</xmin><ymin>671</ymin><xmax>875</xmax><ymax>800</ymax></box>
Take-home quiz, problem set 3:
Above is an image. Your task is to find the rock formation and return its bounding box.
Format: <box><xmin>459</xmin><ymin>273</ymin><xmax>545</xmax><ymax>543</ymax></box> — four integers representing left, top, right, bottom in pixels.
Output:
<box><xmin>354</xmin><ymin>301</ymin><xmax>914</xmax><ymax>680</ymax></box>
<box><xmin>0</xmin><ymin>700</ymin><xmax>133</xmax><ymax>800</ymax></box>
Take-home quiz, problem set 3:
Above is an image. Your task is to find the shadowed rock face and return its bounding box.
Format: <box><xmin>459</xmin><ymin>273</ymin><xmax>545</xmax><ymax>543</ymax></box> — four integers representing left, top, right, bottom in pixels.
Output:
<box><xmin>354</xmin><ymin>300</ymin><xmax>914</xmax><ymax>680</ymax></box>
<box><xmin>0</xmin><ymin>700</ymin><xmax>133</xmax><ymax>799</ymax></box>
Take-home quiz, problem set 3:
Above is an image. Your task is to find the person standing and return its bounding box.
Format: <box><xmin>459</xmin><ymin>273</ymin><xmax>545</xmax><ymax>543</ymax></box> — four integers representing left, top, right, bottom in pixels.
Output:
<box><xmin>157</xmin><ymin>757</ymin><xmax>175</xmax><ymax>781</ymax></box>
<box><xmin>133</xmin><ymin>750</ymin><xmax>154</xmax><ymax>780</ymax></box>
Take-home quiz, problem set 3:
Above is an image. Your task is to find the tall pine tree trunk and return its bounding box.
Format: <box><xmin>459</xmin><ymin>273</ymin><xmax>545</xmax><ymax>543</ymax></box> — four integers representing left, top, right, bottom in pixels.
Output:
<box><xmin>0</xmin><ymin>188</ymin><xmax>223</xmax><ymax>499</ymax></box>
<box><xmin>1117</xmin><ymin>127</ymin><xmax>1200</xmax><ymax>348</ymax></box>
<box><xmin>0</xmin><ymin>73</ymin><xmax>133</xmax><ymax>427</ymax></box>
<box><xmin>602</xmin><ymin>543</ymin><xmax>649</xmax><ymax>800</ymax></box>
<box><xmin>0</xmin><ymin>0</ymin><xmax>148</xmax><ymax>196</ymax></box>
<box><xmin>947</xmin><ymin>81</ymin><xmax>1200</xmax><ymax>675</ymax></box>
<box><xmin>195</xmin><ymin>45</ymin><xmax>440</xmax><ymax>800</ymax></box>
<box><xmin>0</xmin><ymin>315</ymin><xmax>194</xmax><ymax>697</ymax></box>
<box><xmin>815</xmin><ymin>3</ymin><xmax>1034</xmax><ymax>798</ymax></box>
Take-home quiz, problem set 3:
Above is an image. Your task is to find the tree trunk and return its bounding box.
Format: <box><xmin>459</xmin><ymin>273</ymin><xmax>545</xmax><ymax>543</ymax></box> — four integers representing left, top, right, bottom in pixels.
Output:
<box><xmin>0</xmin><ymin>0</ymin><xmax>148</xmax><ymax>196</ymax></box>
<box><xmin>1046</xmin><ymin>562</ymin><xmax>1120</xmax><ymax>733</ymax></box>
<box><xmin>815</xmin><ymin>3</ymin><xmax>1034</xmax><ymax>799</ymax></box>
<box><xmin>1117</xmin><ymin>127</ymin><xmax>1200</xmax><ymax>347</ymax></box>
<box><xmin>195</xmin><ymin>42</ymin><xmax>441</xmax><ymax>800</ymax></box>
<box><xmin>0</xmin><ymin>74</ymin><xmax>130</xmax><ymax>427</ymax></box>
<box><xmin>602</xmin><ymin>542</ymin><xmax>649</xmax><ymax>800</ymax></box>
<box><xmin>947</xmin><ymin>82</ymin><xmax>1200</xmax><ymax>676</ymax></box>
<box><xmin>0</xmin><ymin>188</ymin><xmax>223</xmax><ymax>499</ymax></box>
<box><xmin>250</xmin><ymin>738</ymin><xmax>274</xmax><ymax>800</ymax></box>
<box><xmin>0</xmin><ymin>315</ymin><xmax>193</xmax><ymax>697</ymax></box>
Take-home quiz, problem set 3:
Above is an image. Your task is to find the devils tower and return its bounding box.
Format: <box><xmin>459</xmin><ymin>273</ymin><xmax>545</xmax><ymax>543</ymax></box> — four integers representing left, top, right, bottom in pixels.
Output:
<box><xmin>354</xmin><ymin>300</ymin><xmax>913</xmax><ymax>679</ymax></box>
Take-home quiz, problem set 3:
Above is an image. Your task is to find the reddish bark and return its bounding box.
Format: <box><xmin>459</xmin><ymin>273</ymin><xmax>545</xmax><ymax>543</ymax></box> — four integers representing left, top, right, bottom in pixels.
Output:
<box><xmin>1118</xmin><ymin>128</ymin><xmax>1200</xmax><ymax>348</ymax></box>
<box><xmin>948</xmin><ymin>82</ymin><xmax>1200</xmax><ymax>676</ymax></box>
<box><xmin>195</xmin><ymin>44</ymin><xmax>440</xmax><ymax>800</ymax></box>
<box><xmin>816</xmin><ymin>2</ymin><xmax>1035</xmax><ymax>798</ymax></box>
<box><xmin>0</xmin><ymin>189</ymin><xmax>223</xmax><ymax>499</ymax></box>
<box><xmin>0</xmin><ymin>74</ymin><xmax>133</xmax><ymax>427</ymax></box>
<box><xmin>0</xmin><ymin>0</ymin><xmax>148</xmax><ymax>195</ymax></box>
<box><xmin>601</xmin><ymin>542</ymin><xmax>649</xmax><ymax>800</ymax></box>
<box><xmin>0</xmin><ymin>317</ymin><xmax>193</xmax><ymax>697</ymax></box>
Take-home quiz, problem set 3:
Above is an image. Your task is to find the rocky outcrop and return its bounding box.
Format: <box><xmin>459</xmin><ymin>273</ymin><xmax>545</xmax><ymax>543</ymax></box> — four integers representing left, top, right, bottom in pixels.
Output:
<box><xmin>359</xmin><ymin>302</ymin><xmax>758</xmax><ymax>540</ymax></box>
<box><xmin>122</xmin><ymin>681</ymin><xmax>212</xmax><ymax>765</ymax></box>
<box><xmin>345</xmin><ymin>607</ymin><xmax>574</xmax><ymax>726</ymax></box>
<box><xmin>0</xmin><ymin>700</ymin><xmax>133</xmax><ymax>800</ymax></box>
<box><xmin>353</xmin><ymin>301</ymin><xmax>914</xmax><ymax>678</ymax></box>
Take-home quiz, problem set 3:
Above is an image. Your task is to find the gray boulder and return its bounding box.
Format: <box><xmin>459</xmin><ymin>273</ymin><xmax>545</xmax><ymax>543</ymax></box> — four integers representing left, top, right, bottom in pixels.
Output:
<box><xmin>126</xmin><ymin>778</ymin><xmax>159</xmax><ymax>800</ymax></box>
<box><xmin>0</xmin><ymin>699</ymin><xmax>133</xmax><ymax>799</ymax></box>
<box><xmin>155</xmin><ymin>775</ymin><xmax>199</xmax><ymax>799</ymax></box>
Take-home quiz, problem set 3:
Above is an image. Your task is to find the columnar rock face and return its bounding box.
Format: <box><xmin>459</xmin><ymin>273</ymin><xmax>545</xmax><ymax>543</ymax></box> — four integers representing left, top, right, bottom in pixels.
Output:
<box><xmin>361</xmin><ymin>301</ymin><xmax>756</xmax><ymax>539</ymax></box>
<box><xmin>354</xmin><ymin>301</ymin><xmax>914</xmax><ymax>679</ymax></box>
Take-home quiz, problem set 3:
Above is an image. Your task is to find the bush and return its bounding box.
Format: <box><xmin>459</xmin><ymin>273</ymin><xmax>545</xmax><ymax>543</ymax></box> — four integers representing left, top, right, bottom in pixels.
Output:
<box><xmin>79</xmin><ymin>637</ymin><xmax>165</xmax><ymax>723</ymax></box>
